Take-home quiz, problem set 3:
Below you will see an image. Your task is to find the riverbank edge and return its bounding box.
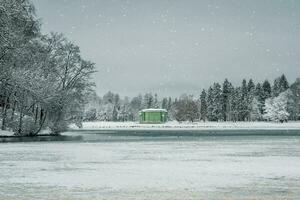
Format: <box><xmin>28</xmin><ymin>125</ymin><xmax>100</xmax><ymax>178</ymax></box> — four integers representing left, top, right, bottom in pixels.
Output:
<box><xmin>0</xmin><ymin>133</ymin><xmax>60</xmax><ymax>138</ymax></box>
<box><xmin>0</xmin><ymin>134</ymin><xmax>82</xmax><ymax>143</ymax></box>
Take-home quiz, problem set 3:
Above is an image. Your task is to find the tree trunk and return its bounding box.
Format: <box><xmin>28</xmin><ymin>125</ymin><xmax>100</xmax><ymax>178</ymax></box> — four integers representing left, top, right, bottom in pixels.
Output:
<box><xmin>33</xmin><ymin>111</ymin><xmax>47</xmax><ymax>136</ymax></box>
<box><xmin>10</xmin><ymin>100</ymin><xmax>16</xmax><ymax>122</ymax></box>
<box><xmin>34</xmin><ymin>105</ymin><xmax>39</xmax><ymax>124</ymax></box>
<box><xmin>1</xmin><ymin>103</ymin><xmax>7</xmax><ymax>130</ymax></box>
<box><xmin>17</xmin><ymin>91</ymin><xmax>26</xmax><ymax>135</ymax></box>
<box><xmin>40</xmin><ymin>108</ymin><xmax>44</xmax><ymax>126</ymax></box>
<box><xmin>18</xmin><ymin>107</ymin><xmax>24</xmax><ymax>135</ymax></box>
<box><xmin>1</xmin><ymin>95</ymin><xmax>8</xmax><ymax>130</ymax></box>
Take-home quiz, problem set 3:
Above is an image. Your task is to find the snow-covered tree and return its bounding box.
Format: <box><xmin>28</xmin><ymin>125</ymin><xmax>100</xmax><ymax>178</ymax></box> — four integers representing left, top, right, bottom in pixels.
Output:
<box><xmin>288</xmin><ymin>78</ymin><xmax>300</xmax><ymax>120</ymax></box>
<box><xmin>142</xmin><ymin>93</ymin><xmax>154</xmax><ymax>109</ymax></box>
<box><xmin>129</xmin><ymin>95</ymin><xmax>142</xmax><ymax>121</ymax></box>
<box><xmin>250</xmin><ymin>97</ymin><xmax>262</xmax><ymax>121</ymax></box>
<box><xmin>0</xmin><ymin>7</ymin><xmax>96</xmax><ymax>135</ymax></box>
<box><xmin>272</xmin><ymin>74</ymin><xmax>289</xmax><ymax>97</ymax></box>
<box><xmin>254</xmin><ymin>83</ymin><xmax>264</xmax><ymax>115</ymax></box>
<box><xmin>263</xmin><ymin>91</ymin><xmax>290</xmax><ymax>122</ymax></box>
<box><xmin>119</xmin><ymin>97</ymin><xmax>130</xmax><ymax>121</ymax></box>
<box><xmin>161</xmin><ymin>98</ymin><xmax>168</xmax><ymax>109</ymax></box>
<box><xmin>172</xmin><ymin>94</ymin><xmax>199</xmax><ymax>122</ymax></box>
<box><xmin>200</xmin><ymin>89</ymin><xmax>207</xmax><ymax>121</ymax></box>
<box><xmin>238</xmin><ymin>79</ymin><xmax>249</xmax><ymax>121</ymax></box>
<box><xmin>207</xmin><ymin>83</ymin><xmax>222</xmax><ymax>121</ymax></box>
<box><xmin>153</xmin><ymin>93</ymin><xmax>159</xmax><ymax>108</ymax></box>
<box><xmin>262</xmin><ymin>80</ymin><xmax>272</xmax><ymax>101</ymax></box>
<box><xmin>221</xmin><ymin>79</ymin><xmax>235</xmax><ymax>121</ymax></box>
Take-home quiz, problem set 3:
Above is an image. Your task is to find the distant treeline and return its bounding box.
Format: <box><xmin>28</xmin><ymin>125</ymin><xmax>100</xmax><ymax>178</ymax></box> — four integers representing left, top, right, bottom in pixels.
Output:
<box><xmin>84</xmin><ymin>75</ymin><xmax>300</xmax><ymax>123</ymax></box>
<box><xmin>0</xmin><ymin>0</ymin><xmax>95</xmax><ymax>135</ymax></box>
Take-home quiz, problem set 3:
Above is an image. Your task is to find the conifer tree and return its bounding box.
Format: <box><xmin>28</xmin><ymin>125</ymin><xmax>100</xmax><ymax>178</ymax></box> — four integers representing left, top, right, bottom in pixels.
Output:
<box><xmin>255</xmin><ymin>83</ymin><xmax>264</xmax><ymax>115</ymax></box>
<box><xmin>250</xmin><ymin>97</ymin><xmax>262</xmax><ymax>121</ymax></box>
<box><xmin>261</xmin><ymin>80</ymin><xmax>272</xmax><ymax>115</ymax></box>
<box><xmin>246</xmin><ymin>79</ymin><xmax>256</xmax><ymax>119</ymax></box>
<box><xmin>207</xmin><ymin>83</ymin><xmax>222</xmax><ymax>121</ymax></box>
<box><xmin>262</xmin><ymin>80</ymin><xmax>272</xmax><ymax>100</ymax></box>
<box><xmin>154</xmin><ymin>93</ymin><xmax>159</xmax><ymax>108</ymax></box>
<box><xmin>206</xmin><ymin>86</ymin><xmax>214</xmax><ymax>121</ymax></box>
<box><xmin>247</xmin><ymin>79</ymin><xmax>255</xmax><ymax>93</ymax></box>
<box><xmin>221</xmin><ymin>79</ymin><xmax>232</xmax><ymax>121</ymax></box>
<box><xmin>200</xmin><ymin>89</ymin><xmax>207</xmax><ymax>121</ymax></box>
<box><xmin>229</xmin><ymin>87</ymin><xmax>240</xmax><ymax>121</ymax></box>
<box><xmin>238</xmin><ymin>79</ymin><xmax>249</xmax><ymax>121</ymax></box>
<box><xmin>162</xmin><ymin>98</ymin><xmax>168</xmax><ymax>109</ymax></box>
<box><xmin>279</xmin><ymin>74</ymin><xmax>289</xmax><ymax>93</ymax></box>
<box><xmin>143</xmin><ymin>93</ymin><xmax>154</xmax><ymax>108</ymax></box>
<box><xmin>167</xmin><ymin>97</ymin><xmax>172</xmax><ymax>111</ymax></box>
<box><xmin>272</xmin><ymin>77</ymin><xmax>281</xmax><ymax>97</ymax></box>
<box><xmin>272</xmin><ymin>74</ymin><xmax>289</xmax><ymax>97</ymax></box>
<box><xmin>288</xmin><ymin>78</ymin><xmax>300</xmax><ymax>120</ymax></box>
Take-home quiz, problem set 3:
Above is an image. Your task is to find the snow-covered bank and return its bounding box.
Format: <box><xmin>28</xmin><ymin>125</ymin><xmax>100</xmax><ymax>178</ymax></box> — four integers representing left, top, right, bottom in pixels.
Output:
<box><xmin>0</xmin><ymin>129</ymin><xmax>53</xmax><ymax>138</ymax></box>
<box><xmin>0</xmin><ymin>130</ymin><xmax>14</xmax><ymax>137</ymax></box>
<box><xmin>69</xmin><ymin>121</ymin><xmax>300</xmax><ymax>131</ymax></box>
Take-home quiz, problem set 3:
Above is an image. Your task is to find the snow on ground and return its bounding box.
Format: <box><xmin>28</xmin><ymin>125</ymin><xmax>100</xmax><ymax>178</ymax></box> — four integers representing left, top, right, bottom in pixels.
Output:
<box><xmin>70</xmin><ymin>121</ymin><xmax>300</xmax><ymax>131</ymax></box>
<box><xmin>0</xmin><ymin>130</ymin><xmax>14</xmax><ymax>136</ymax></box>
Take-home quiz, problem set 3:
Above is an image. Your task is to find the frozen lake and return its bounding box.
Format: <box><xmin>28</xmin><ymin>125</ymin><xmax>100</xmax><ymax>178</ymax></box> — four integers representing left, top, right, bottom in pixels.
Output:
<box><xmin>1</xmin><ymin>130</ymin><xmax>300</xmax><ymax>200</ymax></box>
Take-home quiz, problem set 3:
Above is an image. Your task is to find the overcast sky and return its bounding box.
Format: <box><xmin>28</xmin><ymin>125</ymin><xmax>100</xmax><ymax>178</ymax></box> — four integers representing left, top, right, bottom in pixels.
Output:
<box><xmin>32</xmin><ymin>0</ymin><xmax>300</xmax><ymax>97</ymax></box>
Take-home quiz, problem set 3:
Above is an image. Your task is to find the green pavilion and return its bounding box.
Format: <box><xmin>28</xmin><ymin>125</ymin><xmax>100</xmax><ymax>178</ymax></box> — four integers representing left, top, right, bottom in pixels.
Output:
<box><xmin>139</xmin><ymin>109</ymin><xmax>168</xmax><ymax>124</ymax></box>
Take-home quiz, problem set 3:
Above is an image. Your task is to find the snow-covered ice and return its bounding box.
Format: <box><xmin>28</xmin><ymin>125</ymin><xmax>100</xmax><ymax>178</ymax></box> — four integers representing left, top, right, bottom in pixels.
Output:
<box><xmin>1</xmin><ymin>132</ymin><xmax>300</xmax><ymax>199</ymax></box>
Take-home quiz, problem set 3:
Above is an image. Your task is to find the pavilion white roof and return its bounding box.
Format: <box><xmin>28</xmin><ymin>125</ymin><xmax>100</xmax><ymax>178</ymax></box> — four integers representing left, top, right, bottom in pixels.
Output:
<box><xmin>140</xmin><ymin>108</ymin><xmax>167</xmax><ymax>113</ymax></box>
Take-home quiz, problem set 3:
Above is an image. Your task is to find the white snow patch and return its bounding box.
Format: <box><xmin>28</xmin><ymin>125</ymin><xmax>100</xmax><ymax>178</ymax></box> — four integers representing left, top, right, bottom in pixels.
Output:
<box><xmin>141</xmin><ymin>108</ymin><xmax>167</xmax><ymax>112</ymax></box>
<box><xmin>0</xmin><ymin>130</ymin><xmax>14</xmax><ymax>136</ymax></box>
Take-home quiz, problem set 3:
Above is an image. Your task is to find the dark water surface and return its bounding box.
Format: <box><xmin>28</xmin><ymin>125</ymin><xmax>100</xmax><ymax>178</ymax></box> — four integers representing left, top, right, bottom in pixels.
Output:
<box><xmin>1</xmin><ymin>130</ymin><xmax>300</xmax><ymax>199</ymax></box>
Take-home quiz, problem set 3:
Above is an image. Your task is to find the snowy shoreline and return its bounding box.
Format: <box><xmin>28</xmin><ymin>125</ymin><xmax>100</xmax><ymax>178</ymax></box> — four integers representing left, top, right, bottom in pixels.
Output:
<box><xmin>2</xmin><ymin>121</ymin><xmax>300</xmax><ymax>137</ymax></box>
<box><xmin>0</xmin><ymin>130</ymin><xmax>14</xmax><ymax>137</ymax></box>
<box><xmin>70</xmin><ymin>121</ymin><xmax>300</xmax><ymax>131</ymax></box>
